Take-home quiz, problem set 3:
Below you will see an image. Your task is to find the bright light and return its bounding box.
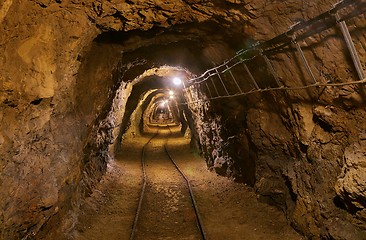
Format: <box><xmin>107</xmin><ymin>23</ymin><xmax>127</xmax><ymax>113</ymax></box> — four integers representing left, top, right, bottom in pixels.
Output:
<box><xmin>159</xmin><ymin>99</ymin><xmax>168</xmax><ymax>108</ymax></box>
<box><xmin>169</xmin><ymin>95</ymin><xmax>174</xmax><ymax>99</ymax></box>
<box><xmin>168</xmin><ymin>90</ymin><xmax>174</xmax><ymax>96</ymax></box>
<box><xmin>173</xmin><ymin>77</ymin><xmax>182</xmax><ymax>86</ymax></box>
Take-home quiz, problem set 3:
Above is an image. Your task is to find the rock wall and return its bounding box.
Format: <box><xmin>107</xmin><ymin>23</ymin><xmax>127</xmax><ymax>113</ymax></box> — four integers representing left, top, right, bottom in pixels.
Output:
<box><xmin>0</xmin><ymin>1</ymin><xmax>97</xmax><ymax>238</ymax></box>
<box><xmin>188</xmin><ymin>1</ymin><xmax>366</xmax><ymax>239</ymax></box>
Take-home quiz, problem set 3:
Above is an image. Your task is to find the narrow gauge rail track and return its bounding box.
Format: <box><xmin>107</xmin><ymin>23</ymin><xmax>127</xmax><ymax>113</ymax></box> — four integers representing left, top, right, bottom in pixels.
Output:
<box><xmin>129</xmin><ymin>126</ymin><xmax>206</xmax><ymax>240</ymax></box>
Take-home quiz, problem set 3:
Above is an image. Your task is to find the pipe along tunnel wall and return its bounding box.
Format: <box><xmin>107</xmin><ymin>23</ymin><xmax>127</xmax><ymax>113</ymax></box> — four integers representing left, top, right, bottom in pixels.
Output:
<box><xmin>1</xmin><ymin>0</ymin><xmax>366</xmax><ymax>239</ymax></box>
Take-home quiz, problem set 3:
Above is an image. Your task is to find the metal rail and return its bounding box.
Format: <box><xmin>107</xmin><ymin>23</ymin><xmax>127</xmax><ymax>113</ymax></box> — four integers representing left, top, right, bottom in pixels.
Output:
<box><xmin>129</xmin><ymin>131</ymin><xmax>158</xmax><ymax>240</ymax></box>
<box><xmin>129</xmin><ymin>128</ymin><xmax>207</xmax><ymax>240</ymax></box>
<box><xmin>165</xmin><ymin>127</ymin><xmax>207</xmax><ymax>240</ymax></box>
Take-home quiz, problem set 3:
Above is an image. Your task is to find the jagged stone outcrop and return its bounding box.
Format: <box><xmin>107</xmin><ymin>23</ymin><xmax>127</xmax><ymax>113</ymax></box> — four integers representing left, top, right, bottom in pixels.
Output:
<box><xmin>335</xmin><ymin>133</ymin><xmax>366</xmax><ymax>223</ymax></box>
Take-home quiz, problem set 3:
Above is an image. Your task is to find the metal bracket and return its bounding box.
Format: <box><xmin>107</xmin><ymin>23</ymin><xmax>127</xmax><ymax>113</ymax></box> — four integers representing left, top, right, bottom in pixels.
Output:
<box><xmin>291</xmin><ymin>34</ymin><xmax>318</xmax><ymax>84</ymax></box>
<box><xmin>215</xmin><ymin>68</ymin><xmax>230</xmax><ymax>96</ymax></box>
<box><xmin>260</xmin><ymin>50</ymin><xmax>283</xmax><ymax>87</ymax></box>
<box><xmin>335</xmin><ymin>12</ymin><xmax>365</xmax><ymax>80</ymax></box>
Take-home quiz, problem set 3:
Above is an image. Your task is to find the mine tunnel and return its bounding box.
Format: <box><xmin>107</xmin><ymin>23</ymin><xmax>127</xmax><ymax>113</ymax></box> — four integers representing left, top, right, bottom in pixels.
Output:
<box><xmin>1</xmin><ymin>0</ymin><xmax>366</xmax><ymax>239</ymax></box>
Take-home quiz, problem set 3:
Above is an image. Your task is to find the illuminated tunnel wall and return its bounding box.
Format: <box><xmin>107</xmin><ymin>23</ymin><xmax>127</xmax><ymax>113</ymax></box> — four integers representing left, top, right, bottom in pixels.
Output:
<box><xmin>1</xmin><ymin>1</ymin><xmax>366</xmax><ymax>239</ymax></box>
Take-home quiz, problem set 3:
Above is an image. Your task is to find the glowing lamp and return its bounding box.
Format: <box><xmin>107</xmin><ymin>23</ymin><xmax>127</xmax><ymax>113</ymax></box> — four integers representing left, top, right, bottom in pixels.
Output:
<box><xmin>168</xmin><ymin>90</ymin><xmax>175</xmax><ymax>96</ymax></box>
<box><xmin>173</xmin><ymin>77</ymin><xmax>182</xmax><ymax>86</ymax></box>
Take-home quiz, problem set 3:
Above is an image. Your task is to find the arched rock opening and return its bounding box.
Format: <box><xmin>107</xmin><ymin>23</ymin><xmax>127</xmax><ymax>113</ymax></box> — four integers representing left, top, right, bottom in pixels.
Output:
<box><xmin>1</xmin><ymin>0</ymin><xmax>366</xmax><ymax>239</ymax></box>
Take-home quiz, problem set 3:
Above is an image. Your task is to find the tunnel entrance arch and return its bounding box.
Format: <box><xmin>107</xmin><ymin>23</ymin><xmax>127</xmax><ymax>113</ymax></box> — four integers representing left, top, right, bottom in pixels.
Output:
<box><xmin>113</xmin><ymin>65</ymin><xmax>196</xmax><ymax>151</ymax></box>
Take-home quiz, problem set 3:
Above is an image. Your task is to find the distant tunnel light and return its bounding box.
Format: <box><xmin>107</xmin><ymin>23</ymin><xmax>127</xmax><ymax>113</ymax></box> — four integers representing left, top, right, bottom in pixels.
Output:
<box><xmin>173</xmin><ymin>77</ymin><xmax>182</xmax><ymax>86</ymax></box>
<box><xmin>160</xmin><ymin>102</ymin><xmax>166</xmax><ymax>107</ymax></box>
<box><xmin>159</xmin><ymin>99</ymin><xmax>169</xmax><ymax>108</ymax></box>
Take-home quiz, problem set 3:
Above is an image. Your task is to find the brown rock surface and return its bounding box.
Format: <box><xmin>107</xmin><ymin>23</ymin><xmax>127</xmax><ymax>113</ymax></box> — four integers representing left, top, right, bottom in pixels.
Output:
<box><xmin>1</xmin><ymin>0</ymin><xmax>365</xmax><ymax>239</ymax></box>
<box><xmin>336</xmin><ymin>140</ymin><xmax>366</xmax><ymax>216</ymax></box>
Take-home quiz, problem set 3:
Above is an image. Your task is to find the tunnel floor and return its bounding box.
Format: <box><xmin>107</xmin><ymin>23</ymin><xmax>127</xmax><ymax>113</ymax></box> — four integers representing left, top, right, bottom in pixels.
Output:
<box><xmin>73</xmin><ymin>126</ymin><xmax>303</xmax><ymax>240</ymax></box>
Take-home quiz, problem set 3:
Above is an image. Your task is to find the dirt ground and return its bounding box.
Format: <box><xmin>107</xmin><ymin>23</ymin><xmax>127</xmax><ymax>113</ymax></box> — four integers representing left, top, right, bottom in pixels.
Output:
<box><xmin>72</xmin><ymin>126</ymin><xmax>304</xmax><ymax>240</ymax></box>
